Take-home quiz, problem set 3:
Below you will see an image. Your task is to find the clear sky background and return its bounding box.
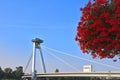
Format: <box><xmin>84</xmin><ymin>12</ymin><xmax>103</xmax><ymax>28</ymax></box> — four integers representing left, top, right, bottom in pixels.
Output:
<box><xmin>0</xmin><ymin>0</ymin><xmax>120</xmax><ymax>73</ymax></box>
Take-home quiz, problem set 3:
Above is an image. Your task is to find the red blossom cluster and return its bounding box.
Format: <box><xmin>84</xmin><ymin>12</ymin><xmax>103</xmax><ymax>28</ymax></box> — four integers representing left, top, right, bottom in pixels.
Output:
<box><xmin>75</xmin><ymin>0</ymin><xmax>120</xmax><ymax>59</ymax></box>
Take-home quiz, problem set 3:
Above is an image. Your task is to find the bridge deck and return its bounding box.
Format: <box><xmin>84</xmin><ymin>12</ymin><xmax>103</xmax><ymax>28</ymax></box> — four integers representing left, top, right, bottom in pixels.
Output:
<box><xmin>22</xmin><ymin>72</ymin><xmax>120</xmax><ymax>78</ymax></box>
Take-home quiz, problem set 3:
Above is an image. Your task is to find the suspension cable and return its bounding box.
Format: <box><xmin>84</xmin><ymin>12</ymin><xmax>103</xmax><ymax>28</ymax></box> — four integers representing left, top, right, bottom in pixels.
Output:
<box><xmin>42</xmin><ymin>46</ymin><xmax>120</xmax><ymax>70</ymax></box>
<box><xmin>43</xmin><ymin>48</ymin><xmax>80</xmax><ymax>71</ymax></box>
<box><xmin>24</xmin><ymin>52</ymin><xmax>32</xmax><ymax>73</ymax></box>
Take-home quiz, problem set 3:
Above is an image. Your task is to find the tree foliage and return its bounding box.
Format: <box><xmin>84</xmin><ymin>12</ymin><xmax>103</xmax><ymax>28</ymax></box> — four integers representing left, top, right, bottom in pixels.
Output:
<box><xmin>55</xmin><ymin>68</ymin><xmax>59</xmax><ymax>73</ymax></box>
<box><xmin>0</xmin><ymin>66</ymin><xmax>23</xmax><ymax>79</ymax></box>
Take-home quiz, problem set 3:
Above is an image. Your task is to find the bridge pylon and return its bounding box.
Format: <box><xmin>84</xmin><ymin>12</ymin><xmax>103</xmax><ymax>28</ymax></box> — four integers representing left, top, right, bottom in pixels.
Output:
<box><xmin>31</xmin><ymin>38</ymin><xmax>46</xmax><ymax>80</ymax></box>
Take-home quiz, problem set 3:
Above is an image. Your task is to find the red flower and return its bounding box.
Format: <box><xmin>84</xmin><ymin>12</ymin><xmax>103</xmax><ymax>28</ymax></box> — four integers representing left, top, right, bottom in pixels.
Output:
<box><xmin>92</xmin><ymin>52</ymin><xmax>97</xmax><ymax>58</ymax></box>
<box><xmin>103</xmin><ymin>12</ymin><xmax>110</xmax><ymax>18</ymax></box>
<box><xmin>109</xmin><ymin>19</ymin><xmax>118</xmax><ymax>25</ymax></box>
<box><xmin>95</xmin><ymin>0</ymin><xmax>108</xmax><ymax>4</ymax></box>
<box><xmin>75</xmin><ymin>0</ymin><xmax>120</xmax><ymax>59</ymax></box>
<box><xmin>100</xmin><ymin>32</ymin><xmax>108</xmax><ymax>37</ymax></box>
<box><xmin>111</xmin><ymin>25</ymin><xmax>119</xmax><ymax>31</ymax></box>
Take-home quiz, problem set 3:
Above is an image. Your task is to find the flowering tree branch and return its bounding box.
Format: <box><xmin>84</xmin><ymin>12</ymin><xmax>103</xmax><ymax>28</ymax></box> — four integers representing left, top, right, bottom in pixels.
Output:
<box><xmin>75</xmin><ymin>0</ymin><xmax>120</xmax><ymax>60</ymax></box>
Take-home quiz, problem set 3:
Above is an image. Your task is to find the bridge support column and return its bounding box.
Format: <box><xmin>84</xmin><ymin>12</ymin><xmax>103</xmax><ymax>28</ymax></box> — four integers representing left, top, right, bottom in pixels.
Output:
<box><xmin>31</xmin><ymin>41</ymin><xmax>36</xmax><ymax>80</ymax></box>
<box><xmin>39</xmin><ymin>46</ymin><xmax>46</xmax><ymax>73</ymax></box>
<box><xmin>31</xmin><ymin>38</ymin><xmax>47</xmax><ymax>80</ymax></box>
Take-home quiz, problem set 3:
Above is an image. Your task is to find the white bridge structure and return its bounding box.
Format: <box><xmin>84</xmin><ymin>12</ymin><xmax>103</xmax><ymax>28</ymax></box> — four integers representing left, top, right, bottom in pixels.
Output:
<box><xmin>23</xmin><ymin>72</ymin><xmax>120</xmax><ymax>78</ymax></box>
<box><xmin>22</xmin><ymin>38</ymin><xmax>120</xmax><ymax>80</ymax></box>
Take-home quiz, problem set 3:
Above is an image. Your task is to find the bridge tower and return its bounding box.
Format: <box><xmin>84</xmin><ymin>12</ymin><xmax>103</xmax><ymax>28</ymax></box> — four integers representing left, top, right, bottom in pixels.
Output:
<box><xmin>31</xmin><ymin>38</ymin><xmax>46</xmax><ymax>80</ymax></box>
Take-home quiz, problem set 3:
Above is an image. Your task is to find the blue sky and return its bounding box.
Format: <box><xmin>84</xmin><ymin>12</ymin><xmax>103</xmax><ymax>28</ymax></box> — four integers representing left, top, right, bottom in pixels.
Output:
<box><xmin>0</xmin><ymin>0</ymin><xmax>120</xmax><ymax>73</ymax></box>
